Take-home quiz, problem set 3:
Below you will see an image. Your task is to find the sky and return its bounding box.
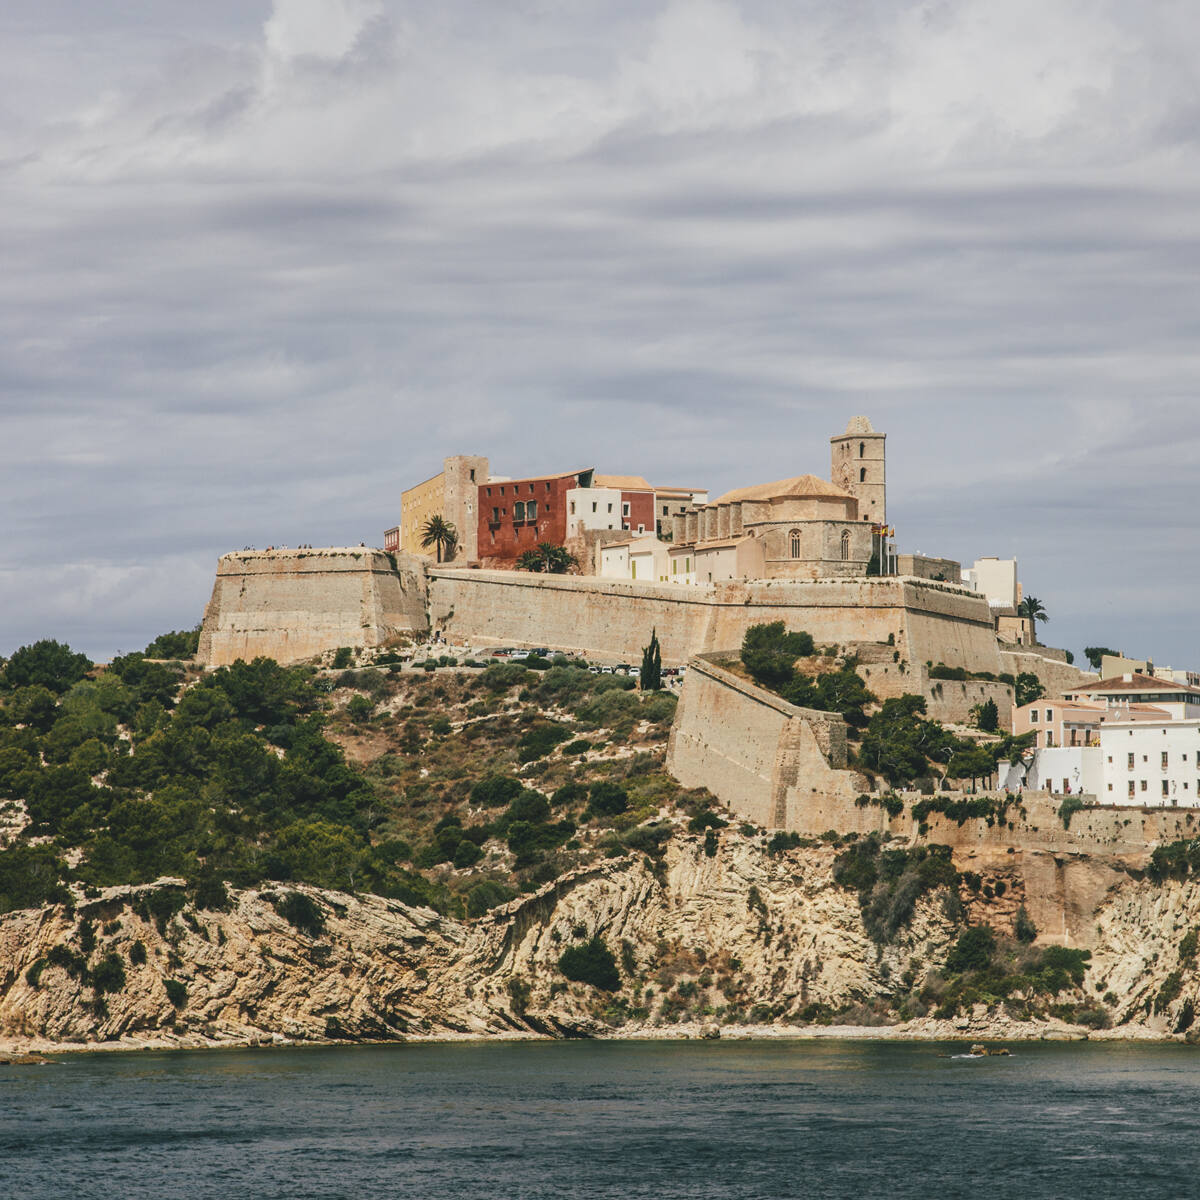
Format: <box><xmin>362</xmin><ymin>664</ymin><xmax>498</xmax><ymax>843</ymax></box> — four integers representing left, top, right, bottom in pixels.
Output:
<box><xmin>3</xmin><ymin>0</ymin><xmax>1199</xmax><ymax>666</ymax></box>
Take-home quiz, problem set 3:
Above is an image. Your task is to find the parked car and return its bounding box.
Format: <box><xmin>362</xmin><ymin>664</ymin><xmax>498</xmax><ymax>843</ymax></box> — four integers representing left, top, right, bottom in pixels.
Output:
<box><xmin>509</xmin><ymin>650</ymin><xmax>531</xmax><ymax>661</ymax></box>
<box><xmin>531</xmin><ymin>648</ymin><xmax>550</xmax><ymax>658</ymax></box>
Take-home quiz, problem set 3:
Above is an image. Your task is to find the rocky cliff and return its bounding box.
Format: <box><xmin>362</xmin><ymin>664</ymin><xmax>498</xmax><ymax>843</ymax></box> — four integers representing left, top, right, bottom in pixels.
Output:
<box><xmin>1</xmin><ymin>827</ymin><xmax>1195</xmax><ymax>1052</ymax></box>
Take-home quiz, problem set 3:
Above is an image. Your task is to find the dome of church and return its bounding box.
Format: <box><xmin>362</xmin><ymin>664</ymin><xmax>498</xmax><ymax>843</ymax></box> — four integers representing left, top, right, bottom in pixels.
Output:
<box><xmin>711</xmin><ymin>474</ymin><xmax>855</xmax><ymax>506</ymax></box>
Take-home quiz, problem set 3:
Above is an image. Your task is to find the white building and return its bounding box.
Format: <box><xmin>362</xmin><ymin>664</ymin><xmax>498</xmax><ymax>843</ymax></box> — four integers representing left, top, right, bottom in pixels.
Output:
<box><xmin>998</xmin><ymin>747</ymin><xmax>1102</xmax><ymax>796</ymax></box>
<box><xmin>667</xmin><ymin>544</ymin><xmax>697</xmax><ymax>586</ymax></box>
<box><xmin>963</xmin><ymin>557</ymin><xmax>1019</xmax><ymax>609</ymax></box>
<box><xmin>1063</xmin><ymin>674</ymin><xmax>1200</xmax><ymax>721</ymax></box>
<box><xmin>566</xmin><ymin>487</ymin><xmax>624</xmax><ymax>537</ymax></box>
<box><xmin>598</xmin><ymin>534</ymin><xmax>669</xmax><ymax>582</ymax></box>
<box><xmin>1100</xmin><ymin>717</ymin><xmax>1200</xmax><ymax>806</ymax></box>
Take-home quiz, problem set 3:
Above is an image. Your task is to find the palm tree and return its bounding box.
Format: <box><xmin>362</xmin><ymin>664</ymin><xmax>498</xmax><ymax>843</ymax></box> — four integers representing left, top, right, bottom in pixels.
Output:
<box><xmin>1018</xmin><ymin>596</ymin><xmax>1048</xmax><ymax>645</ymax></box>
<box><xmin>516</xmin><ymin>542</ymin><xmax>578</xmax><ymax>574</ymax></box>
<box><xmin>420</xmin><ymin>516</ymin><xmax>458</xmax><ymax>563</ymax></box>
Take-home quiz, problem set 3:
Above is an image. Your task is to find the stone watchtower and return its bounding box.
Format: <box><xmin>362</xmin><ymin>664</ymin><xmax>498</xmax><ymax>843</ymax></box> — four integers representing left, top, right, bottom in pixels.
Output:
<box><xmin>830</xmin><ymin>416</ymin><xmax>886</xmax><ymax>526</ymax></box>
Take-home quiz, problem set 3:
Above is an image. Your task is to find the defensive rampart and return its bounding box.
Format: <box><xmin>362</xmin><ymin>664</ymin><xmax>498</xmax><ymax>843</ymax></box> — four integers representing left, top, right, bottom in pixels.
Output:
<box><xmin>666</xmin><ymin>655</ymin><xmax>865</xmax><ymax>827</ymax></box>
<box><xmin>197</xmin><ymin>549</ymin><xmax>427</xmax><ymax>667</ymax></box>
<box><xmin>429</xmin><ymin>570</ymin><xmax>1001</xmax><ymax>669</ymax></box>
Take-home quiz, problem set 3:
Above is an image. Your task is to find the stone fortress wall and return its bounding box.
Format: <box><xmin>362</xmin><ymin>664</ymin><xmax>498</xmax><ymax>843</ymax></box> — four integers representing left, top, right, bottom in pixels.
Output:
<box><xmin>197</xmin><ymin>549</ymin><xmax>428</xmax><ymax>668</ymax></box>
<box><xmin>666</xmin><ymin>648</ymin><xmax>1200</xmax><ymax>946</ymax></box>
<box><xmin>196</xmin><ymin>551</ymin><xmax>1090</xmax><ymax>727</ymax></box>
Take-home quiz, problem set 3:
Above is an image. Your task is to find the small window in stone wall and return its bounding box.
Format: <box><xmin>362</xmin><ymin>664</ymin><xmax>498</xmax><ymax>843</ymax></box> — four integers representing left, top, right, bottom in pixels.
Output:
<box><xmin>514</xmin><ymin>501</ymin><xmax>525</xmax><ymax>521</ymax></box>
<box><xmin>528</xmin><ymin>500</ymin><xmax>537</xmax><ymax>520</ymax></box>
<box><xmin>840</xmin><ymin>530</ymin><xmax>850</xmax><ymax>560</ymax></box>
<box><xmin>790</xmin><ymin>530</ymin><xmax>801</xmax><ymax>558</ymax></box>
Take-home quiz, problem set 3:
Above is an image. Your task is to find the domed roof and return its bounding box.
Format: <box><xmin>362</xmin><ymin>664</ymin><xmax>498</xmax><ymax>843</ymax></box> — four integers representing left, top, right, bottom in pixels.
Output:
<box><xmin>843</xmin><ymin>415</ymin><xmax>875</xmax><ymax>435</ymax></box>
<box><xmin>712</xmin><ymin>474</ymin><xmax>856</xmax><ymax>506</ymax></box>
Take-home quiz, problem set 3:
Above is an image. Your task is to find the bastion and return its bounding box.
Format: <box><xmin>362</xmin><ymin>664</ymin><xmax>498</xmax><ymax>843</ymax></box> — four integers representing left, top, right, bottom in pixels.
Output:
<box><xmin>197</xmin><ymin>548</ymin><xmax>427</xmax><ymax>668</ymax></box>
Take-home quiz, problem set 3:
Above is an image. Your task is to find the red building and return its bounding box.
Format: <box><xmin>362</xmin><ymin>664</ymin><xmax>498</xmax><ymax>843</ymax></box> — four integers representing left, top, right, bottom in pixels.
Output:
<box><xmin>478</xmin><ymin>468</ymin><xmax>594</xmax><ymax>563</ymax></box>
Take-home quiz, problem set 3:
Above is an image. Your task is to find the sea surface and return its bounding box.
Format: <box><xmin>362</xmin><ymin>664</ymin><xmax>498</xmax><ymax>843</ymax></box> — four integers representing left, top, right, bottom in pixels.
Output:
<box><xmin>2</xmin><ymin>1038</ymin><xmax>1197</xmax><ymax>1199</ymax></box>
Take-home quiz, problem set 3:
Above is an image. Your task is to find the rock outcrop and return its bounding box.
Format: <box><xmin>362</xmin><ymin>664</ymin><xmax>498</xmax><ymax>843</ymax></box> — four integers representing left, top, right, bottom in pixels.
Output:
<box><xmin>2</xmin><ymin>829</ymin><xmax>1197</xmax><ymax>1052</ymax></box>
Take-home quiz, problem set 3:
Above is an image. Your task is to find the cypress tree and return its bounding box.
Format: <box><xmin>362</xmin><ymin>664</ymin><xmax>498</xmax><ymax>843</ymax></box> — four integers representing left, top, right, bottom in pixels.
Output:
<box><xmin>640</xmin><ymin>628</ymin><xmax>662</xmax><ymax>691</ymax></box>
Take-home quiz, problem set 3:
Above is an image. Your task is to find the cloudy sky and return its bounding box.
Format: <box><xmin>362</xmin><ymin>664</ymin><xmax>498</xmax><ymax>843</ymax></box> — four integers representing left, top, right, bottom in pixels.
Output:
<box><xmin>3</xmin><ymin>0</ymin><xmax>1199</xmax><ymax>666</ymax></box>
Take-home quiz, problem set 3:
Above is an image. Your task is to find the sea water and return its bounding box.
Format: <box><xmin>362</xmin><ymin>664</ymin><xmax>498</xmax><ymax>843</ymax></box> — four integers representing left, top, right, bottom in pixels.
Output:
<box><xmin>2</xmin><ymin>1039</ymin><xmax>1197</xmax><ymax>1199</ymax></box>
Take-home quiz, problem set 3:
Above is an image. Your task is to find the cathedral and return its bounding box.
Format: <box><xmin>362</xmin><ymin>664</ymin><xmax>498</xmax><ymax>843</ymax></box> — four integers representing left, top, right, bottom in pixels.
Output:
<box><xmin>668</xmin><ymin>417</ymin><xmax>888</xmax><ymax>581</ymax></box>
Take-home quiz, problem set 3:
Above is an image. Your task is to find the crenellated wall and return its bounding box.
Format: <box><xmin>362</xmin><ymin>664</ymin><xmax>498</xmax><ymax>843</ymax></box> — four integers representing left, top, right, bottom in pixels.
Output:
<box><xmin>197</xmin><ymin>549</ymin><xmax>428</xmax><ymax>667</ymax></box>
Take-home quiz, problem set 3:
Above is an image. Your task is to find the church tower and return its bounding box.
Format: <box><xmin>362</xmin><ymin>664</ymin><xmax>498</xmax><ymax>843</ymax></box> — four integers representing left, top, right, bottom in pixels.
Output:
<box><xmin>830</xmin><ymin>416</ymin><xmax>886</xmax><ymax>525</ymax></box>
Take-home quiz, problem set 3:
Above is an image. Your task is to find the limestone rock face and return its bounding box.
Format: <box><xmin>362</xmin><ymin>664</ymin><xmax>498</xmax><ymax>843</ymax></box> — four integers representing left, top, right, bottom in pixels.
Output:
<box><xmin>0</xmin><ymin>833</ymin><xmax>1197</xmax><ymax>1050</ymax></box>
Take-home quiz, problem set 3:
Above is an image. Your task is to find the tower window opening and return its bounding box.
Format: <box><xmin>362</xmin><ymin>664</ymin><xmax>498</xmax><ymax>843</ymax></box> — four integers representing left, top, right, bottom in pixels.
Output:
<box><xmin>859</xmin><ymin>442</ymin><xmax>865</xmax><ymax>457</ymax></box>
<box><xmin>860</xmin><ymin>467</ymin><xmax>867</xmax><ymax>482</ymax></box>
<box><xmin>790</xmin><ymin>530</ymin><xmax>801</xmax><ymax>558</ymax></box>
<box><xmin>840</xmin><ymin>530</ymin><xmax>850</xmax><ymax>560</ymax></box>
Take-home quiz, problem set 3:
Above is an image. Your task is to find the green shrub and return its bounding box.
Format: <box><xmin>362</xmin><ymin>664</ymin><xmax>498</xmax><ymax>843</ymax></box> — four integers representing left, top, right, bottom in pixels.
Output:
<box><xmin>740</xmin><ymin>622</ymin><xmax>814</xmax><ymax>688</ymax></box>
<box><xmin>90</xmin><ymin>952</ymin><xmax>127</xmax><ymax>994</ymax></box>
<box><xmin>1180</xmin><ymin>928</ymin><xmax>1200</xmax><ymax>965</ymax></box>
<box><xmin>25</xmin><ymin>958</ymin><xmax>47</xmax><ymax>989</ymax></box>
<box><xmin>551</xmin><ymin>782</ymin><xmax>589</xmax><ymax>807</ymax></box>
<box><xmin>587</xmin><ymin>781</ymin><xmax>629</xmax><ymax>818</ymax></box>
<box><xmin>129</xmin><ymin>940</ymin><xmax>148</xmax><ymax>966</ymax></box>
<box><xmin>452</xmin><ymin>840</ymin><xmax>483</xmax><ymax>869</ymax></box>
<box><xmin>272</xmin><ymin>890</ymin><xmax>326</xmax><ymax>937</ymax></box>
<box><xmin>687</xmin><ymin>809</ymin><xmax>729</xmax><ymax>833</ymax></box>
<box><xmin>470</xmin><ymin>775</ymin><xmax>524</xmax><ymax>808</ymax></box>
<box><xmin>1014</xmin><ymin>906</ymin><xmax>1038</xmax><ymax>944</ymax></box>
<box><xmin>560</xmin><ymin>739</ymin><xmax>591</xmax><ymax>757</ymax></box>
<box><xmin>945</xmin><ymin>926</ymin><xmax>997</xmax><ymax>974</ymax></box>
<box><xmin>1058</xmin><ymin>795</ymin><xmax>1086</xmax><ymax>829</ymax></box>
<box><xmin>0</xmin><ymin>843</ymin><xmax>70</xmax><ymax>914</ymax></box>
<box><xmin>165</xmin><ymin>979</ymin><xmax>188</xmax><ymax>1008</ymax></box>
<box><xmin>346</xmin><ymin>695</ymin><xmax>374</xmax><ymax>723</ymax></box>
<box><xmin>559</xmin><ymin>936</ymin><xmax>621</xmax><ymax>992</ymax></box>
<box><xmin>767</xmin><ymin>831</ymin><xmax>804</xmax><ymax>856</ymax></box>
<box><xmin>466</xmin><ymin>880</ymin><xmax>517</xmax><ymax>917</ymax></box>
<box><xmin>517</xmin><ymin>723</ymin><xmax>572</xmax><ymax>763</ymax></box>
<box><xmin>1157</xmin><ymin>971</ymin><xmax>1183</xmax><ymax>1013</ymax></box>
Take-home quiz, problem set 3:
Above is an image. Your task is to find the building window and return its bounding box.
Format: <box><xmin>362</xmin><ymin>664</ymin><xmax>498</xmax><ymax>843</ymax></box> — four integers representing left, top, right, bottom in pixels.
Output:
<box><xmin>529</xmin><ymin>483</ymin><xmax>535</xmax><ymax>493</ymax></box>
<box><xmin>859</xmin><ymin>442</ymin><xmax>865</xmax><ymax>457</ymax></box>
<box><xmin>1163</xmin><ymin>780</ymin><xmax>1171</xmax><ymax>797</ymax></box>
<box><xmin>1031</xmin><ymin>710</ymin><xmax>1039</xmax><ymax>723</ymax></box>
<box><xmin>514</xmin><ymin>501</ymin><xmax>525</xmax><ymax>521</ymax></box>
<box><xmin>527</xmin><ymin>501</ymin><xmax>537</xmax><ymax>520</ymax></box>
<box><xmin>592</xmin><ymin>503</ymin><xmax>597</xmax><ymax>513</ymax></box>
<box><xmin>840</xmin><ymin>530</ymin><xmax>850</xmax><ymax>561</ymax></box>
<box><xmin>623</xmin><ymin>502</ymin><xmax>630</xmax><ymax>517</ymax></box>
<box><xmin>1107</xmin><ymin>783</ymin><xmax>1113</xmax><ymax>791</ymax></box>
<box><xmin>1129</xmin><ymin>780</ymin><xmax>1136</xmax><ymax>797</ymax></box>
<box><xmin>491</xmin><ymin>507</ymin><xmax>500</xmax><ymax>522</ymax></box>
<box><xmin>469</xmin><ymin>469</ymin><xmax>476</xmax><ymax>482</ymax></box>
<box><xmin>860</xmin><ymin>468</ymin><xmax>867</xmax><ymax>483</ymax></box>
<box><xmin>1141</xmin><ymin>780</ymin><xmax>1148</xmax><ymax>792</ymax></box>
<box><xmin>790</xmin><ymin>530</ymin><xmax>801</xmax><ymax>558</ymax></box>
<box><xmin>608</xmin><ymin>503</ymin><xmax>613</xmax><ymax>513</ymax></box>
<box><xmin>1128</xmin><ymin>752</ymin><xmax>1135</xmax><ymax>769</ymax></box>
<box><xmin>1163</xmin><ymin>751</ymin><xmax>1169</xmax><ymax>770</ymax></box>
<box><xmin>570</xmin><ymin>501</ymin><xmax>575</xmax><ymax>515</ymax></box>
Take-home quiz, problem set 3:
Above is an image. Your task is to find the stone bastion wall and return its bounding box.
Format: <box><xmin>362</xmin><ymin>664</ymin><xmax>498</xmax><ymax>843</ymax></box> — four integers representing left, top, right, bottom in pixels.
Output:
<box><xmin>666</xmin><ymin>654</ymin><xmax>865</xmax><ymax>828</ymax></box>
<box><xmin>666</xmin><ymin>652</ymin><xmax>1199</xmax><ymax>946</ymax></box>
<box><xmin>197</xmin><ymin>549</ymin><xmax>428</xmax><ymax>668</ymax></box>
<box><xmin>428</xmin><ymin>569</ymin><xmax>1003</xmax><ymax>671</ymax></box>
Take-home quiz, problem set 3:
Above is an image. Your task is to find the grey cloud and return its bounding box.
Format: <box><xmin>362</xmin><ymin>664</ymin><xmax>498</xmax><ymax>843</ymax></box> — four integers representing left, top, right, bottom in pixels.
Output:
<box><xmin>1</xmin><ymin>0</ymin><xmax>1198</xmax><ymax>666</ymax></box>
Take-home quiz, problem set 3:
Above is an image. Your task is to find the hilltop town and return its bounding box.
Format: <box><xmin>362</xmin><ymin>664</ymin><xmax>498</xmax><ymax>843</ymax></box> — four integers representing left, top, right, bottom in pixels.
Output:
<box><xmin>3</xmin><ymin>416</ymin><xmax>1200</xmax><ymax>1052</ymax></box>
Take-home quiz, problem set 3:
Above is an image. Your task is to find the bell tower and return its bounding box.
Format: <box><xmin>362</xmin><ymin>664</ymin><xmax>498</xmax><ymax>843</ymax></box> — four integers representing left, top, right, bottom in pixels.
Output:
<box><xmin>830</xmin><ymin>416</ymin><xmax>886</xmax><ymax>525</ymax></box>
